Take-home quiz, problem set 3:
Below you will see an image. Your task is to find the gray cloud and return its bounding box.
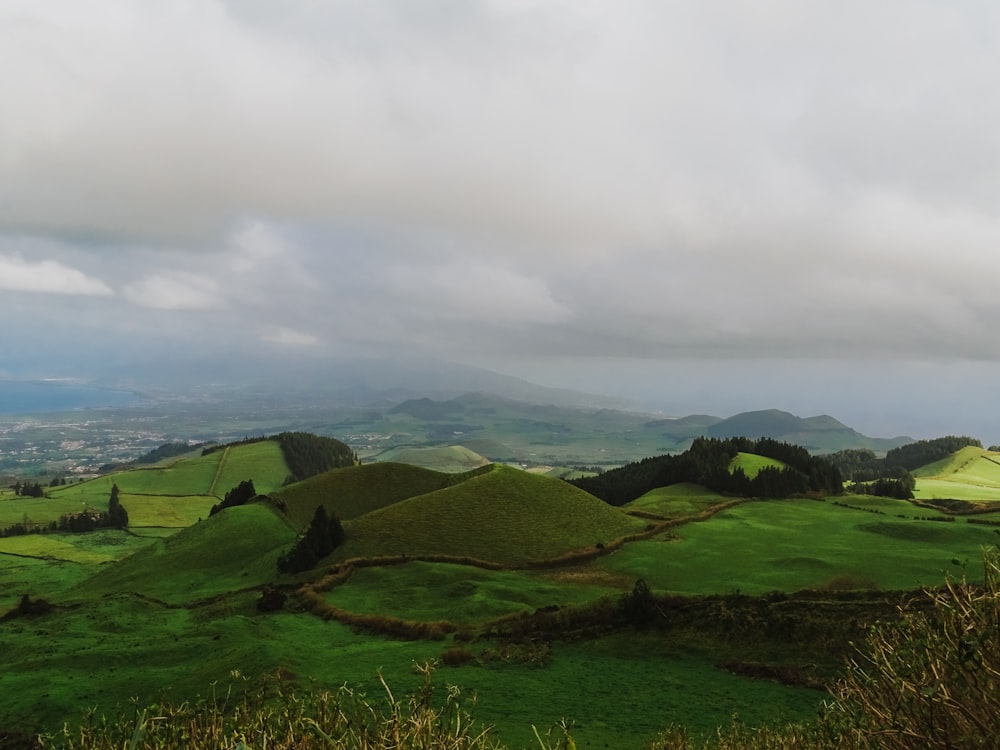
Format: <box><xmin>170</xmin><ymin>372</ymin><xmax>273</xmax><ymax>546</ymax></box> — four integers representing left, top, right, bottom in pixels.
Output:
<box><xmin>3</xmin><ymin>1</ymin><xmax>1000</xmax><ymax>437</ymax></box>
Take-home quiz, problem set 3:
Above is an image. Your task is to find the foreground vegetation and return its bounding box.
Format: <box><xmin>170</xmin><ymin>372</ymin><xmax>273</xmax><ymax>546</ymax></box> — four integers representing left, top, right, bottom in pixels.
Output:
<box><xmin>25</xmin><ymin>549</ymin><xmax>1000</xmax><ymax>749</ymax></box>
<box><xmin>4</xmin><ymin>435</ymin><xmax>1000</xmax><ymax>748</ymax></box>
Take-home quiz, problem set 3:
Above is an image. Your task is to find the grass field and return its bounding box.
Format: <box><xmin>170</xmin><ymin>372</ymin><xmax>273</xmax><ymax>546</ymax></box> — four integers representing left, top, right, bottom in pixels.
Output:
<box><xmin>371</xmin><ymin>445</ymin><xmax>491</xmax><ymax>473</ymax></box>
<box><xmin>626</xmin><ymin>483</ymin><xmax>731</xmax><ymax>518</ymax></box>
<box><xmin>121</xmin><ymin>493</ymin><xmax>218</xmax><ymax>527</ymax></box>
<box><xmin>210</xmin><ymin>440</ymin><xmax>291</xmax><ymax>495</ymax></box>
<box><xmin>325</xmin><ymin>560</ymin><xmax>618</xmax><ymax>622</ymax></box>
<box><xmin>729</xmin><ymin>452</ymin><xmax>787</xmax><ymax>477</ymax></box>
<box><xmin>594</xmin><ymin>499</ymin><xmax>998</xmax><ymax>594</ymax></box>
<box><xmin>5</xmin><ymin>443</ymin><xmax>1000</xmax><ymax>747</ymax></box>
<box><xmin>912</xmin><ymin>446</ymin><xmax>1000</xmax><ymax>502</ymax></box>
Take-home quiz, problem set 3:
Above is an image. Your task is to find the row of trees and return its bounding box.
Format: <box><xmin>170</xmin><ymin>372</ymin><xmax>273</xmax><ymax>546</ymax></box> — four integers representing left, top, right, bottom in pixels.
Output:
<box><xmin>1</xmin><ymin>484</ymin><xmax>127</xmax><ymax>536</ymax></box>
<box><xmin>571</xmin><ymin>437</ymin><xmax>843</xmax><ymax>506</ymax></box>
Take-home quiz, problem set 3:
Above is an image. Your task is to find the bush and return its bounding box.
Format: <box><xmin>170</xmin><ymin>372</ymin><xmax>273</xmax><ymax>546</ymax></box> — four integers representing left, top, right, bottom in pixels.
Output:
<box><xmin>829</xmin><ymin>548</ymin><xmax>1000</xmax><ymax>749</ymax></box>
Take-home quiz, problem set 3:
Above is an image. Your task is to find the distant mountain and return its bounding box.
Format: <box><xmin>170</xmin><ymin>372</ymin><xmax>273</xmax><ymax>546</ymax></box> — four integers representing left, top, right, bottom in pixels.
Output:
<box><xmin>373</xmin><ymin>395</ymin><xmax>912</xmax><ymax>464</ymax></box>
<box><xmin>705</xmin><ymin>409</ymin><xmax>912</xmax><ymax>453</ymax></box>
<box><xmin>107</xmin><ymin>353</ymin><xmax>626</xmax><ymax>411</ymax></box>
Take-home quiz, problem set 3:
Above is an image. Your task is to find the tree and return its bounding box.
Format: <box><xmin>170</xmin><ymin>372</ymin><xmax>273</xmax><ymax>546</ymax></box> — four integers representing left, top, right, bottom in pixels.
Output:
<box><xmin>107</xmin><ymin>484</ymin><xmax>128</xmax><ymax>528</ymax></box>
<box><xmin>277</xmin><ymin>505</ymin><xmax>345</xmax><ymax>574</ymax></box>
<box><xmin>210</xmin><ymin>479</ymin><xmax>257</xmax><ymax>516</ymax></box>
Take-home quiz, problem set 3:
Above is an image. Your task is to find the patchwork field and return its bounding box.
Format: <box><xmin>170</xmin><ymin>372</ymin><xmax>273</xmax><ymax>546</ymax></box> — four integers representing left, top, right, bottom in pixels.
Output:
<box><xmin>3</xmin><ymin>440</ymin><xmax>1000</xmax><ymax>747</ymax></box>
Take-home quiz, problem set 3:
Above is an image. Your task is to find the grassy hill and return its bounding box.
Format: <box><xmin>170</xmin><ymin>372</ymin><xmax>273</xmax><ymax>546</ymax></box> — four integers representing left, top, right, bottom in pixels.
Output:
<box><xmin>912</xmin><ymin>446</ymin><xmax>1000</xmax><ymax>503</ymax></box>
<box><xmin>72</xmin><ymin>503</ymin><xmax>296</xmax><ymax>604</ymax></box>
<box><xmin>626</xmin><ymin>483</ymin><xmax>731</xmax><ymax>518</ymax></box>
<box><xmin>271</xmin><ymin>462</ymin><xmax>475</xmax><ymax>529</ymax></box>
<box><xmin>372</xmin><ymin>445</ymin><xmax>491</xmax><ymax>473</ymax></box>
<box><xmin>335</xmin><ymin>464</ymin><xmax>647</xmax><ymax>566</ymax></box>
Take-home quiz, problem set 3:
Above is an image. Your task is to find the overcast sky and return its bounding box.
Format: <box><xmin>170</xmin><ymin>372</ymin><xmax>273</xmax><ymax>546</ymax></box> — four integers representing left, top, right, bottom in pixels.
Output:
<box><xmin>2</xmin><ymin>1</ymin><xmax>1000</xmax><ymax>440</ymax></box>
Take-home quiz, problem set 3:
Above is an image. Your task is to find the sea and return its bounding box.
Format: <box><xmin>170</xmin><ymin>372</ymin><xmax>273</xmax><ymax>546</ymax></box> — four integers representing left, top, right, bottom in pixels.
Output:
<box><xmin>0</xmin><ymin>380</ymin><xmax>139</xmax><ymax>415</ymax></box>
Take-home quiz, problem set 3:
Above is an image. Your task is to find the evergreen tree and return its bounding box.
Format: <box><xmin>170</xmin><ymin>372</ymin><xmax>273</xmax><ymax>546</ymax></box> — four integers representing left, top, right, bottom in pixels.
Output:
<box><xmin>108</xmin><ymin>484</ymin><xmax>128</xmax><ymax>528</ymax></box>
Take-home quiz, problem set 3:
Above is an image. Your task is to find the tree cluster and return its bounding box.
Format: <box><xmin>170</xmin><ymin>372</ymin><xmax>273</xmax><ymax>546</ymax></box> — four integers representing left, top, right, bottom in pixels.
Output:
<box><xmin>274</xmin><ymin>432</ymin><xmax>356</xmax><ymax>483</ymax></box>
<box><xmin>570</xmin><ymin>437</ymin><xmax>842</xmax><ymax>506</ymax></box>
<box><xmin>277</xmin><ymin>505</ymin><xmax>345</xmax><ymax>574</ymax></box>
<box><xmin>133</xmin><ymin>441</ymin><xmax>205</xmax><ymax>465</ymax></box>
<box><xmin>209</xmin><ymin>479</ymin><xmax>257</xmax><ymax>516</ymax></box>
<box><xmin>10</xmin><ymin>481</ymin><xmax>45</xmax><ymax>498</ymax></box>
<box><xmin>885</xmin><ymin>435</ymin><xmax>982</xmax><ymax>471</ymax></box>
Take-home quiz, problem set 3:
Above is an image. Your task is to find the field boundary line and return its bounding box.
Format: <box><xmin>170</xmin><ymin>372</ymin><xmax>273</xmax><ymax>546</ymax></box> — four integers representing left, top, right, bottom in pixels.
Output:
<box><xmin>208</xmin><ymin>446</ymin><xmax>230</xmax><ymax>497</ymax></box>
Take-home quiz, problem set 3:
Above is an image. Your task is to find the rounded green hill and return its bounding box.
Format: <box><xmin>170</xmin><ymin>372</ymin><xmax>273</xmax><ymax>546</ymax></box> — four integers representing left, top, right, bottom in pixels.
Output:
<box><xmin>335</xmin><ymin>464</ymin><xmax>647</xmax><ymax>566</ymax></box>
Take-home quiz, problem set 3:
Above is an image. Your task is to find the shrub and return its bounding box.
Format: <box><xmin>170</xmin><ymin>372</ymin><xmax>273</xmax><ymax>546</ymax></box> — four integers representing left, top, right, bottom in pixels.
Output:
<box><xmin>829</xmin><ymin>548</ymin><xmax>1000</xmax><ymax>749</ymax></box>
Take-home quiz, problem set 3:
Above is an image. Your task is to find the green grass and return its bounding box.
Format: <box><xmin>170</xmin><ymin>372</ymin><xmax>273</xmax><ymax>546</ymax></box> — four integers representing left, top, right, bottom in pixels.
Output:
<box><xmin>626</xmin><ymin>483</ymin><xmax>730</xmax><ymax>518</ymax></box>
<box><xmin>595</xmin><ymin>499</ymin><xmax>998</xmax><ymax>594</ymax></box>
<box><xmin>729</xmin><ymin>452</ymin><xmax>787</xmax><ymax>478</ymax></box>
<box><xmin>121</xmin><ymin>493</ymin><xmax>218</xmax><ymax>527</ymax></box>
<box><xmin>911</xmin><ymin>447</ymin><xmax>1000</xmax><ymax>502</ymax></box>
<box><xmin>273</xmin><ymin>462</ymin><xmax>465</xmax><ymax>529</ymax></box>
<box><xmin>0</xmin><ymin>535</ymin><xmax>117</xmax><ymax>565</ymax></box>
<box><xmin>0</xmin><ymin>594</ymin><xmax>823</xmax><ymax>750</ymax></box>
<box><xmin>336</xmin><ymin>464</ymin><xmax>647</xmax><ymax>566</ymax></box>
<box><xmin>326</xmin><ymin>561</ymin><xmax>618</xmax><ymax>622</ymax></box>
<box><xmin>465</xmin><ymin>634</ymin><xmax>824</xmax><ymax>750</ymax></box>
<box><xmin>211</xmin><ymin>441</ymin><xmax>291</xmax><ymax>496</ymax></box>
<box><xmin>72</xmin><ymin>503</ymin><xmax>297</xmax><ymax>604</ymax></box>
<box><xmin>372</xmin><ymin>445</ymin><xmax>491</xmax><ymax>473</ymax></box>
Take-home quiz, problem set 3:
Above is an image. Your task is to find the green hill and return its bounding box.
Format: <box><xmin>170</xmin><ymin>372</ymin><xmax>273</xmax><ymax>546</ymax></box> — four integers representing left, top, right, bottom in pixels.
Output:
<box><xmin>912</xmin><ymin>446</ymin><xmax>1000</xmax><ymax>503</ymax></box>
<box><xmin>72</xmin><ymin>503</ymin><xmax>296</xmax><ymax>604</ymax></box>
<box><xmin>626</xmin><ymin>483</ymin><xmax>730</xmax><ymax>518</ymax></box>
<box><xmin>271</xmin><ymin>462</ymin><xmax>472</xmax><ymax>529</ymax></box>
<box><xmin>335</xmin><ymin>464</ymin><xmax>647</xmax><ymax>566</ymax></box>
<box><xmin>373</xmin><ymin>445</ymin><xmax>491</xmax><ymax>473</ymax></box>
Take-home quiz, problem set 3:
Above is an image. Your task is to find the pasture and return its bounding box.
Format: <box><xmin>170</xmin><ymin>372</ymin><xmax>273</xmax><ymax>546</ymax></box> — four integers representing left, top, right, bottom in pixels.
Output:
<box><xmin>325</xmin><ymin>560</ymin><xmax>618</xmax><ymax>622</ymax></box>
<box><xmin>595</xmin><ymin>498</ymin><xmax>998</xmax><ymax>594</ymax></box>
<box><xmin>4</xmin><ymin>442</ymin><xmax>1000</xmax><ymax>747</ymax></box>
<box><xmin>912</xmin><ymin>446</ymin><xmax>1000</xmax><ymax>502</ymax></box>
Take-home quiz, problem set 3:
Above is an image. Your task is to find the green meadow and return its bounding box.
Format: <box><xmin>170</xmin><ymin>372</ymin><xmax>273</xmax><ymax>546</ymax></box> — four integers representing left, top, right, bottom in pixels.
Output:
<box><xmin>3</xmin><ymin>439</ymin><xmax>1000</xmax><ymax>747</ymax></box>
<box><xmin>595</xmin><ymin>499</ymin><xmax>997</xmax><ymax>594</ymax></box>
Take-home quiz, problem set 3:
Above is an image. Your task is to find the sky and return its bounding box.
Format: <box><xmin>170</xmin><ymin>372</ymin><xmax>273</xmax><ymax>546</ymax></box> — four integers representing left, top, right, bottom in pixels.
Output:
<box><xmin>2</xmin><ymin>1</ymin><xmax>1000</xmax><ymax>441</ymax></box>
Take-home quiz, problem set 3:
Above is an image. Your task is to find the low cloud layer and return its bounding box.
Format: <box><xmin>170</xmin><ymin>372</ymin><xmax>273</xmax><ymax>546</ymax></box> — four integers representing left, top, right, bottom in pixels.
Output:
<box><xmin>2</xmin><ymin>1</ymin><xmax>1000</xmax><ymax>437</ymax></box>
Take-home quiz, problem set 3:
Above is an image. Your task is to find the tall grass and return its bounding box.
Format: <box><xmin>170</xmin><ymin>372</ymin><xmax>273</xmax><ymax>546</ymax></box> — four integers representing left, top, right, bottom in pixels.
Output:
<box><xmin>40</xmin><ymin>663</ymin><xmax>576</xmax><ymax>750</ymax></box>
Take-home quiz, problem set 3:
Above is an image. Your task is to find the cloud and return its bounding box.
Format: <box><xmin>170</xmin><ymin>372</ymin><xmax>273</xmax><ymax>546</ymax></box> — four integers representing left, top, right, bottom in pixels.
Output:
<box><xmin>4</xmin><ymin>0</ymin><xmax>1000</xmax><ymax>442</ymax></box>
<box><xmin>260</xmin><ymin>325</ymin><xmax>319</xmax><ymax>347</ymax></box>
<box><xmin>385</xmin><ymin>260</ymin><xmax>571</xmax><ymax>325</ymax></box>
<box><xmin>0</xmin><ymin>253</ymin><xmax>112</xmax><ymax>296</ymax></box>
<box><xmin>122</xmin><ymin>271</ymin><xmax>222</xmax><ymax>311</ymax></box>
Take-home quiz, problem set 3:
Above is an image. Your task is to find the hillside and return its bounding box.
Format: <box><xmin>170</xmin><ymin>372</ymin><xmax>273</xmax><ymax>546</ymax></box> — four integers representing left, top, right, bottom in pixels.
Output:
<box><xmin>72</xmin><ymin>503</ymin><xmax>296</xmax><ymax>604</ymax></box>
<box><xmin>271</xmin><ymin>462</ymin><xmax>475</xmax><ymax>529</ymax></box>
<box><xmin>334</xmin><ymin>464</ymin><xmax>647</xmax><ymax>565</ymax></box>
<box><xmin>911</xmin><ymin>446</ymin><xmax>1000</xmax><ymax>505</ymax></box>
<box><xmin>372</xmin><ymin>445</ymin><xmax>491</xmax><ymax>472</ymax></box>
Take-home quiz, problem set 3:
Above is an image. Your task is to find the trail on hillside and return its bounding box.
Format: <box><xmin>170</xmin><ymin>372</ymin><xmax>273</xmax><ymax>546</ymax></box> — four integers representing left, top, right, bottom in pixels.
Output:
<box><xmin>207</xmin><ymin>446</ymin><xmax>230</xmax><ymax>497</ymax></box>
